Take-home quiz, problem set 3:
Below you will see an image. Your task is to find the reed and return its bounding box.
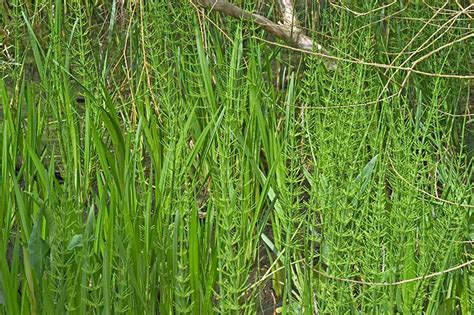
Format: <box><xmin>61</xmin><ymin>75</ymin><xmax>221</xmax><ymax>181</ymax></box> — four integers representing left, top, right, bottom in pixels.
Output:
<box><xmin>0</xmin><ymin>1</ymin><xmax>472</xmax><ymax>313</ymax></box>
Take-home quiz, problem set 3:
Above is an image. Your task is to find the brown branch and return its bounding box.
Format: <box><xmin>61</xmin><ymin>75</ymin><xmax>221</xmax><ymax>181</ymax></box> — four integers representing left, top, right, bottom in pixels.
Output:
<box><xmin>277</xmin><ymin>0</ymin><xmax>299</xmax><ymax>27</ymax></box>
<box><xmin>194</xmin><ymin>0</ymin><xmax>335</xmax><ymax>67</ymax></box>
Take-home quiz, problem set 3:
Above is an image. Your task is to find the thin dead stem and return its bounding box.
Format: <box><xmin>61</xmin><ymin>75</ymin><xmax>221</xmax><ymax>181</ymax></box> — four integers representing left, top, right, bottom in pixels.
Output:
<box><xmin>313</xmin><ymin>259</ymin><xmax>474</xmax><ymax>286</ymax></box>
<box><xmin>330</xmin><ymin>0</ymin><xmax>397</xmax><ymax>17</ymax></box>
<box><xmin>254</xmin><ymin>37</ymin><xmax>474</xmax><ymax>79</ymax></box>
<box><xmin>388</xmin><ymin>156</ymin><xmax>474</xmax><ymax>209</ymax></box>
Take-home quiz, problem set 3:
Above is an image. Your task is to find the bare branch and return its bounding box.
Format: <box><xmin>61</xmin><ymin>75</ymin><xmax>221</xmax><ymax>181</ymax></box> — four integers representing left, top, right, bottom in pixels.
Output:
<box><xmin>194</xmin><ymin>0</ymin><xmax>335</xmax><ymax>68</ymax></box>
<box><xmin>277</xmin><ymin>0</ymin><xmax>299</xmax><ymax>27</ymax></box>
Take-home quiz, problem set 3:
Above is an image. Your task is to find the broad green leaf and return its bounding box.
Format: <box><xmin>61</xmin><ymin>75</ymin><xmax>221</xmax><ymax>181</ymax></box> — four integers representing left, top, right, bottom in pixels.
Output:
<box><xmin>67</xmin><ymin>234</ymin><xmax>83</xmax><ymax>250</ymax></box>
<box><xmin>28</xmin><ymin>209</ymin><xmax>50</xmax><ymax>279</ymax></box>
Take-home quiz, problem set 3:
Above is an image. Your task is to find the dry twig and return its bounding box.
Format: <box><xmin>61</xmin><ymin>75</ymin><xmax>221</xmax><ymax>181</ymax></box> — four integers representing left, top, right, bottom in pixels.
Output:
<box><xmin>194</xmin><ymin>0</ymin><xmax>336</xmax><ymax>68</ymax></box>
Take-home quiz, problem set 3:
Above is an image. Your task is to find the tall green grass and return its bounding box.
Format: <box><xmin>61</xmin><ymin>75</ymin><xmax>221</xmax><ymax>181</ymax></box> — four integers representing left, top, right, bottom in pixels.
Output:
<box><xmin>0</xmin><ymin>0</ymin><xmax>472</xmax><ymax>313</ymax></box>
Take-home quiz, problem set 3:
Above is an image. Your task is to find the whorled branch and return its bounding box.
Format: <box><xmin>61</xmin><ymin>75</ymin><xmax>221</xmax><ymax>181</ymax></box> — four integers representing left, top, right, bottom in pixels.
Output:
<box><xmin>195</xmin><ymin>0</ymin><xmax>335</xmax><ymax>67</ymax></box>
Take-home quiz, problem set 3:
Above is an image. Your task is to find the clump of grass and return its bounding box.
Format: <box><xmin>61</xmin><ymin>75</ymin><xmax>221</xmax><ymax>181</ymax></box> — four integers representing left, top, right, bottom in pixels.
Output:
<box><xmin>0</xmin><ymin>1</ymin><xmax>472</xmax><ymax>314</ymax></box>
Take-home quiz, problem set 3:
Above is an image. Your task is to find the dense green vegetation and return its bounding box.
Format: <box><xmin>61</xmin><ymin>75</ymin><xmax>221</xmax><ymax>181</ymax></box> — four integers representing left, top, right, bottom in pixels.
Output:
<box><xmin>0</xmin><ymin>0</ymin><xmax>472</xmax><ymax>313</ymax></box>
